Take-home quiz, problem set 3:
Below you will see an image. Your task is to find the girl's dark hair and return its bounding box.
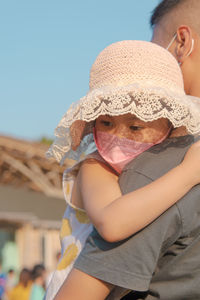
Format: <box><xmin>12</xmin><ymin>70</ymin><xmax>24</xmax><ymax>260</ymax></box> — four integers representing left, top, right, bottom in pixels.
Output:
<box><xmin>150</xmin><ymin>0</ymin><xmax>184</xmax><ymax>27</ymax></box>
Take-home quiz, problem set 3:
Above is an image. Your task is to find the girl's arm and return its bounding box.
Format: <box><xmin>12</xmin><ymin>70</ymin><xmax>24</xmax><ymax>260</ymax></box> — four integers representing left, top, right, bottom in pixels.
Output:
<box><xmin>54</xmin><ymin>268</ymin><xmax>112</xmax><ymax>300</ymax></box>
<box><xmin>79</xmin><ymin>141</ymin><xmax>200</xmax><ymax>242</ymax></box>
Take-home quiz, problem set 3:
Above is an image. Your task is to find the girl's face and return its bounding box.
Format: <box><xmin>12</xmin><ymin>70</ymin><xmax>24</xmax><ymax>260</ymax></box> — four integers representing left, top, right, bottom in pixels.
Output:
<box><xmin>95</xmin><ymin>113</ymin><xmax>171</xmax><ymax>143</ymax></box>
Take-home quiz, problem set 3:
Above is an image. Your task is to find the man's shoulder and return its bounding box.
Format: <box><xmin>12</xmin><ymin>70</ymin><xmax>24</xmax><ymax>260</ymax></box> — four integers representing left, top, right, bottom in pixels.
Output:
<box><xmin>122</xmin><ymin>135</ymin><xmax>195</xmax><ymax>181</ymax></box>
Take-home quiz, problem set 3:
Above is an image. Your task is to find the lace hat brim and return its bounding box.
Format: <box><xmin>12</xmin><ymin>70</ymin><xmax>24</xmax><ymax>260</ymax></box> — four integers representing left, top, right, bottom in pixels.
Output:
<box><xmin>47</xmin><ymin>83</ymin><xmax>200</xmax><ymax>164</ymax></box>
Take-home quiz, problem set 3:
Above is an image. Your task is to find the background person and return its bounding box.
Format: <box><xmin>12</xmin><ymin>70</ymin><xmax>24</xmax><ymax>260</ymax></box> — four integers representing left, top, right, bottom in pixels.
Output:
<box><xmin>9</xmin><ymin>268</ymin><xmax>32</xmax><ymax>300</ymax></box>
<box><xmin>30</xmin><ymin>264</ymin><xmax>46</xmax><ymax>300</ymax></box>
<box><xmin>5</xmin><ymin>269</ymin><xmax>16</xmax><ymax>300</ymax></box>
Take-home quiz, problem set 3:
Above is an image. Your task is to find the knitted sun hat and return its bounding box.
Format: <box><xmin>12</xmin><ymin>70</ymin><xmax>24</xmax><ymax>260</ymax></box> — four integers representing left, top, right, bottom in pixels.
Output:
<box><xmin>47</xmin><ymin>40</ymin><xmax>200</xmax><ymax>164</ymax></box>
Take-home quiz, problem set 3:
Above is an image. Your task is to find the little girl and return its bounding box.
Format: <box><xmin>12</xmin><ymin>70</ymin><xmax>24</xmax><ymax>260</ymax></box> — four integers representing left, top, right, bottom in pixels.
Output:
<box><xmin>46</xmin><ymin>40</ymin><xmax>200</xmax><ymax>300</ymax></box>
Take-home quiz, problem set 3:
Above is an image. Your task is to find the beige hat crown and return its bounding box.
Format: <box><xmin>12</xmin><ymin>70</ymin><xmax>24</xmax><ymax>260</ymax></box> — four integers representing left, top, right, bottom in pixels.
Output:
<box><xmin>89</xmin><ymin>40</ymin><xmax>184</xmax><ymax>94</ymax></box>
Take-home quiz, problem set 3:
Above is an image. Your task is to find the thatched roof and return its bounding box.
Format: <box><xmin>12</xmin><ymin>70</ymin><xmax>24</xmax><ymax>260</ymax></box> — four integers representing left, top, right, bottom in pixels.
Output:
<box><xmin>0</xmin><ymin>135</ymin><xmax>71</xmax><ymax>199</ymax></box>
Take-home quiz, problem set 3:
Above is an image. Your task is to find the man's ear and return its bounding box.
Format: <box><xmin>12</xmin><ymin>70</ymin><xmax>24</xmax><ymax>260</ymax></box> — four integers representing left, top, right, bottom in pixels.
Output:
<box><xmin>176</xmin><ymin>26</ymin><xmax>193</xmax><ymax>64</ymax></box>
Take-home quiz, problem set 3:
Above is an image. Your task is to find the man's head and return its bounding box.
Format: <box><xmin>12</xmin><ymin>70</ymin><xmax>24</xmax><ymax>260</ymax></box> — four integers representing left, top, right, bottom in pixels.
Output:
<box><xmin>150</xmin><ymin>0</ymin><xmax>200</xmax><ymax>97</ymax></box>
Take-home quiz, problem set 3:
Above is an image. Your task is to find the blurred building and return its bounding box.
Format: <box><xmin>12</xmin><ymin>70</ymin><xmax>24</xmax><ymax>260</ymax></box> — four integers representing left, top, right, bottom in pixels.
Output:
<box><xmin>0</xmin><ymin>135</ymin><xmax>69</xmax><ymax>273</ymax></box>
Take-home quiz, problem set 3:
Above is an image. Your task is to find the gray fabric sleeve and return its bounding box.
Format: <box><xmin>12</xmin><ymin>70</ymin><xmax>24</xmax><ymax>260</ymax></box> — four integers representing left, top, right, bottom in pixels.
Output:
<box><xmin>74</xmin><ymin>171</ymin><xmax>182</xmax><ymax>291</ymax></box>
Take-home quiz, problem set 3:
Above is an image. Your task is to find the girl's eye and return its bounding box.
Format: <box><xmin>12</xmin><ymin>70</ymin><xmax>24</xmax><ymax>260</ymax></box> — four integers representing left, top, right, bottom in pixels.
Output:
<box><xmin>130</xmin><ymin>125</ymin><xmax>142</xmax><ymax>131</ymax></box>
<box><xmin>101</xmin><ymin>120</ymin><xmax>112</xmax><ymax>127</ymax></box>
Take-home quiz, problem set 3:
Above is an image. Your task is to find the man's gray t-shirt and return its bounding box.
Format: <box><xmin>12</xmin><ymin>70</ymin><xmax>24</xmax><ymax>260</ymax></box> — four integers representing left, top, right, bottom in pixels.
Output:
<box><xmin>75</xmin><ymin>135</ymin><xmax>200</xmax><ymax>300</ymax></box>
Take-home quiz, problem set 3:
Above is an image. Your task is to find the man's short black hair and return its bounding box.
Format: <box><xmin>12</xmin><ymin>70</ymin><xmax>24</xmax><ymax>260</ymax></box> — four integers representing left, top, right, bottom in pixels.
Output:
<box><xmin>150</xmin><ymin>0</ymin><xmax>184</xmax><ymax>28</ymax></box>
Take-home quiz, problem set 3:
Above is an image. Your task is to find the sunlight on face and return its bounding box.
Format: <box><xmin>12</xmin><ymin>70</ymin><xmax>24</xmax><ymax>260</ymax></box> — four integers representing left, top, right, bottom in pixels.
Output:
<box><xmin>95</xmin><ymin>113</ymin><xmax>171</xmax><ymax>143</ymax></box>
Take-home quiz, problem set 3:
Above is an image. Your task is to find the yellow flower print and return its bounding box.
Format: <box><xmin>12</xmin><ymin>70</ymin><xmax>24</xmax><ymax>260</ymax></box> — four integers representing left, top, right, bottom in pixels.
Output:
<box><xmin>60</xmin><ymin>218</ymin><xmax>72</xmax><ymax>240</ymax></box>
<box><xmin>57</xmin><ymin>243</ymin><xmax>78</xmax><ymax>270</ymax></box>
<box><xmin>75</xmin><ymin>210</ymin><xmax>90</xmax><ymax>224</ymax></box>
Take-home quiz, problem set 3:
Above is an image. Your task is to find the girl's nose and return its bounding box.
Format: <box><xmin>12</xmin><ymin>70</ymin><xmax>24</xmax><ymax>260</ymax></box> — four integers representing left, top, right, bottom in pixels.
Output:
<box><xmin>112</xmin><ymin>125</ymin><xmax>127</xmax><ymax>138</ymax></box>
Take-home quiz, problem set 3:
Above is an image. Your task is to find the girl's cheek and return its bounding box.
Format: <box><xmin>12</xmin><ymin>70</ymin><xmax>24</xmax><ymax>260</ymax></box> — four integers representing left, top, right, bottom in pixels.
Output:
<box><xmin>142</xmin><ymin>129</ymin><xmax>157</xmax><ymax>142</ymax></box>
<box><xmin>126</xmin><ymin>130</ymin><xmax>145</xmax><ymax>142</ymax></box>
<box><xmin>142</xmin><ymin>128</ymin><xmax>165</xmax><ymax>143</ymax></box>
<box><xmin>132</xmin><ymin>129</ymin><xmax>158</xmax><ymax>143</ymax></box>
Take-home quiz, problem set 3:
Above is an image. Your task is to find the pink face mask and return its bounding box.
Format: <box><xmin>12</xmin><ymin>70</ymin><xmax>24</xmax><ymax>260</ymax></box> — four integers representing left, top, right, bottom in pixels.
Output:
<box><xmin>94</xmin><ymin>129</ymin><xmax>171</xmax><ymax>174</ymax></box>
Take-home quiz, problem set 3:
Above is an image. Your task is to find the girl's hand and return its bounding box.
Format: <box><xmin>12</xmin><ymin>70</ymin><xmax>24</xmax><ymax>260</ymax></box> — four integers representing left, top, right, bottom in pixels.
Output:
<box><xmin>181</xmin><ymin>140</ymin><xmax>200</xmax><ymax>185</ymax></box>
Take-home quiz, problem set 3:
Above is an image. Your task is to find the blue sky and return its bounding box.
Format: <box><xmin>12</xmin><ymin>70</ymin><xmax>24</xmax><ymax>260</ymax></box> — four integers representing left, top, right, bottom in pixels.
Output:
<box><xmin>0</xmin><ymin>0</ymin><xmax>159</xmax><ymax>140</ymax></box>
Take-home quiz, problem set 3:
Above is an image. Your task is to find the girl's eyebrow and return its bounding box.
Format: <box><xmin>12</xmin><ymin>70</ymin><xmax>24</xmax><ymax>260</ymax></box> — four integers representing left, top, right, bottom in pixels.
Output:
<box><xmin>101</xmin><ymin>115</ymin><xmax>112</xmax><ymax>119</ymax></box>
<box><xmin>127</xmin><ymin>116</ymin><xmax>146</xmax><ymax>123</ymax></box>
<box><xmin>126</xmin><ymin>115</ymin><xmax>137</xmax><ymax>121</ymax></box>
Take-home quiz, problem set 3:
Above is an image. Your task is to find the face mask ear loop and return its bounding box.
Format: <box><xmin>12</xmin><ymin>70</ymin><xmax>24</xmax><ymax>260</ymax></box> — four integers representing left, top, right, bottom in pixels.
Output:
<box><xmin>178</xmin><ymin>38</ymin><xmax>194</xmax><ymax>66</ymax></box>
<box><xmin>187</xmin><ymin>38</ymin><xmax>194</xmax><ymax>57</ymax></box>
<box><xmin>166</xmin><ymin>33</ymin><xmax>182</xmax><ymax>66</ymax></box>
<box><xmin>166</xmin><ymin>33</ymin><xmax>177</xmax><ymax>50</ymax></box>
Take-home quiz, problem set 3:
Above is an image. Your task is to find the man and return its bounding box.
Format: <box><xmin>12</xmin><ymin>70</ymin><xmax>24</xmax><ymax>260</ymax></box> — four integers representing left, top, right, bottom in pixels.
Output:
<box><xmin>151</xmin><ymin>0</ymin><xmax>200</xmax><ymax>98</ymax></box>
<box><xmin>54</xmin><ymin>1</ymin><xmax>200</xmax><ymax>299</ymax></box>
